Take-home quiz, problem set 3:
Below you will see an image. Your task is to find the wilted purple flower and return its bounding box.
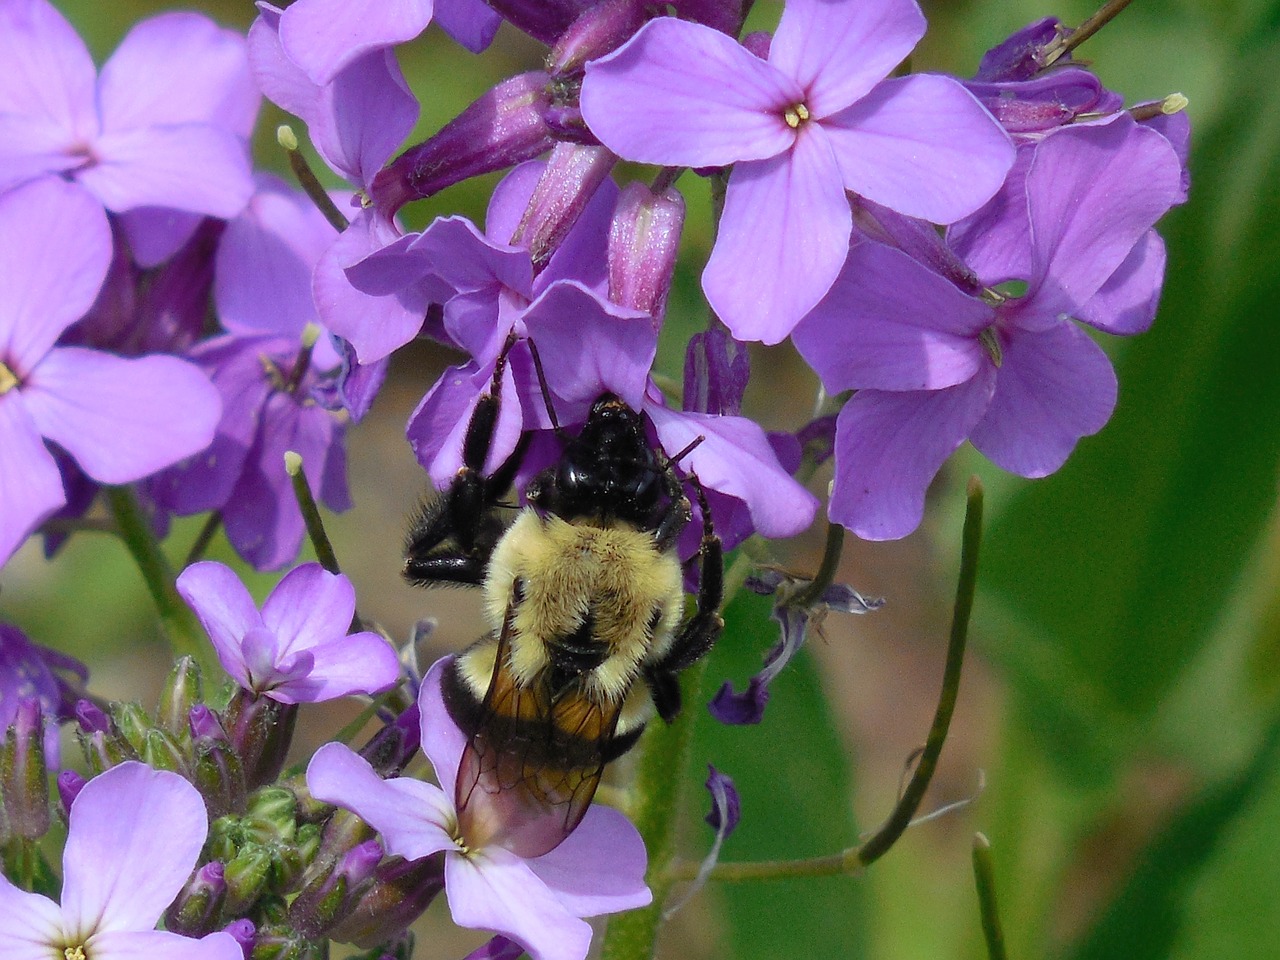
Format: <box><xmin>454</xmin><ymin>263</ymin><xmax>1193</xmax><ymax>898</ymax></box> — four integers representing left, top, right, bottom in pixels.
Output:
<box><xmin>580</xmin><ymin>0</ymin><xmax>1014</xmax><ymax>343</ymax></box>
<box><xmin>0</xmin><ymin>0</ymin><xmax>257</xmax><ymax>265</ymax></box>
<box><xmin>792</xmin><ymin>117</ymin><xmax>1182</xmax><ymax>539</ymax></box>
<box><xmin>663</xmin><ymin>765</ymin><xmax>740</xmax><ymax>916</ymax></box>
<box><xmin>0</xmin><ymin>177</ymin><xmax>221</xmax><ymax>566</ymax></box>
<box><xmin>307</xmin><ymin>659</ymin><xmax>651</xmax><ymax>960</ymax></box>
<box><xmin>0</xmin><ymin>761</ymin><xmax>242</xmax><ymax>960</ymax></box>
<box><xmin>176</xmin><ymin>560</ymin><xmax>400</xmax><ymax>703</ymax></box>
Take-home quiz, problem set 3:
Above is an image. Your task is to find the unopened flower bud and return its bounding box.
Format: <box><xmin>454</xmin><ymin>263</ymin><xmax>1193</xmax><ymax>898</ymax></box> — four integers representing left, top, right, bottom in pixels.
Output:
<box><xmin>245</xmin><ymin>922</ymin><xmax>313</xmax><ymax>960</ymax></box>
<box><xmin>75</xmin><ymin>699</ymin><xmax>109</xmax><ymax>734</ymax></box>
<box><xmin>247</xmin><ymin>786</ymin><xmax>300</xmax><ymax>834</ymax></box>
<box><xmin>358</xmin><ymin>704</ymin><xmax>421</xmax><ymax>778</ymax></box>
<box><xmin>548</xmin><ymin>0</ymin><xmax>648</xmax><ymax>77</ymax></box>
<box><xmin>143</xmin><ymin>728</ymin><xmax>188</xmax><ymax>773</ymax></box>
<box><xmin>110</xmin><ymin>701</ymin><xmax>152</xmax><ymax>755</ymax></box>
<box><xmin>158</xmin><ymin>656</ymin><xmax>202</xmax><ymax>740</ymax></box>
<box><xmin>223</xmin><ymin>690</ymin><xmax>299</xmax><ymax>789</ymax></box>
<box><xmin>193</xmin><ymin>735</ymin><xmax>247</xmax><ymax>819</ymax></box>
<box><xmin>608</xmin><ymin>181</ymin><xmax>685</xmax><ymax>319</ymax></box>
<box><xmin>371</xmin><ymin>73</ymin><xmax>558</xmax><ymax>217</ymax></box>
<box><xmin>223</xmin><ymin>846</ymin><xmax>275</xmax><ymax>915</ymax></box>
<box><xmin>1</xmin><ymin>700</ymin><xmax>50</xmax><ymax>839</ymax></box>
<box><xmin>57</xmin><ymin>768</ymin><xmax>87</xmax><ymax>815</ymax></box>
<box><xmin>224</xmin><ymin>918</ymin><xmax>256</xmax><ymax>958</ymax></box>
<box><xmin>484</xmin><ymin>0</ymin><xmax>590</xmax><ymax>44</ymax></box>
<box><xmin>512</xmin><ymin>143</ymin><xmax>616</xmax><ymax>267</ymax></box>
<box><xmin>165</xmin><ymin>861</ymin><xmax>228</xmax><ymax>936</ymax></box>
<box><xmin>290</xmin><ymin>838</ymin><xmax>384</xmax><ymax>938</ymax></box>
<box><xmin>327</xmin><ymin>853</ymin><xmax>447</xmax><ymax>949</ymax></box>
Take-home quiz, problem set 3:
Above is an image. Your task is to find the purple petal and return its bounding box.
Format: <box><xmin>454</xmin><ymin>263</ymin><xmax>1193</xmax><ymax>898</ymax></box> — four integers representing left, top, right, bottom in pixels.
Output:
<box><xmin>176</xmin><ymin>561</ymin><xmax>260</xmax><ymax>687</ymax></box>
<box><xmin>830</xmin><ymin>371</ymin><xmax>996</xmax><ymax>540</ymax></box>
<box><xmin>969</xmin><ymin>321</ymin><xmax>1117</xmax><ymax>477</ymax></box>
<box><xmin>307</xmin><ymin>742</ymin><xmax>456</xmax><ymax>859</ymax></box>
<box><xmin>0</xmin><ymin>177</ymin><xmax>111</xmax><ymax>371</ymax></box>
<box><xmin>406</xmin><ymin>215</ymin><xmax>532</xmax><ymax>299</ymax></box>
<box><xmin>485</xmin><ymin>160</ymin><xmax>544</xmax><ymax>243</ymax></box>
<box><xmin>945</xmin><ymin>144</ymin><xmax>1036</xmax><ymax>286</ymax></box>
<box><xmin>581</xmin><ymin>17</ymin><xmax>800</xmax><ymax>167</ymax></box>
<box><xmin>704</xmin><ymin>765</ymin><xmax>740</xmax><ymax>834</ymax></box>
<box><xmin>434</xmin><ymin>0</ymin><xmax>502</xmax><ymax>52</ymax></box>
<box><xmin>280</xmin><ymin>0</ymin><xmax>433</xmax><ymax>86</ymax></box>
<box><xmin>419</xmin><ymin>658</ymin><xmax>467</xmax><ymax>797</ymax></box>
<box><xmin>97</xmin><ymin>12</ymin><xmax>259</xmax><ymax>136</ymax></box>
<box><xmin>117</xmin><ymin>208</ymin><xmax>205</xmax><ymax>270</ymax></box>
<box><xmin>684</xmin><ymin>327</ymin><xmax>750</xmax><ymax>417</ymax></box>
<box><xmin>61</xmin><ymin>763</ymin><xmax>208</xmax><ymax>933</ymax></box>
<box><xmin>216</xmin><ymin>176</ymin><xmax>338</xmax><ymax>339</ymax></box>
<box><xmin>272</xmin><ymin>630</ymin><xmax>400</xmax><ymax>703</ymax></box>
<box><xmin>445</xmin><ymin>851</ymin><xmax>593</xmax><ymax>960</ymax></box>
<box><xmin>645</xmin><ymin>402</ymin><xmax>819</xmax><ymax>539</ymax></box>
<box><xmin>0</xmin><ymin>873</ymin><xmax>61</xmax><ymax>958</ymax></box>
<box><xmin>79</xmin><ymin>124</ymin><xmax>253</xmax><ymax>218</ymax></box>
<box><xmin>1075</xmin><ymin>230</ymin><xmax>1166</xmax><ymax>335</ymax></box>
<box><xmin>407</xmin><ymin>359</ymin><xmax>524</xmax><ymax>487</ymax></box>
<box><xmin>87</xmin><ymin>930</ymin><xmax>244</xmax><ymax>960</ymax></box>
<box><xmin>709</xmin><ymin>605</ymin><xmax>807</xmax><ymax>724</ymax></box>
<box><xmin>261</xmin><ymin>563</ymin><xmax>352</xmax><ymax>651</ymax></box>
<box><xmin>0</xmin><ymin>114</ymin><xmax>80</xmax><ymax>194</ymax></box>
<box><xmin>313</xmin><ymin>49</ymin><xmax>419</xmax><ymax>188</ymax></box>
<box><xmin>22</xmin><ymin>349</ymin><xmax>220</xmax><ymax>485</ymax></box>
<box><xmin>1024</xmin><ymin>118</ymin><xmax>1181</xmax><ymax>317</ymax></box>
<box><xmin>462</xmin><ymin>937</ymin><xmax>527</xmax><ymax>960</ymax></box>
<box><xmin>0</xmin><ymin>398</ymin><xmax>63</xmax><ymax>566</ymax></box>
<box><xmin>704</xmin><ymin>127</ymin><xmax>850</xmax><ymax>344</ymax></box>
<box><xmin>526</xmin><ymin>804</ymin><xmax>651</xmax><ymax>916</ymax></box>
<box><xmin>0</xmin><ymin>0</ymin><xmax>97</xmax><ymax>134</ymax></box>
<box><xmin>792</xmin><ymin>241</ymin><xmax>992</xmax><ymax>392</ymax></box>
<box><xmin>823</xmin><ymin>73</ymin><xmax>1014</xmax><ymax>223</ymax></box>
<box><xmin>770</xmin><ymin>0</ymin><xmax>925</xmax><ymax>117</ymax></box>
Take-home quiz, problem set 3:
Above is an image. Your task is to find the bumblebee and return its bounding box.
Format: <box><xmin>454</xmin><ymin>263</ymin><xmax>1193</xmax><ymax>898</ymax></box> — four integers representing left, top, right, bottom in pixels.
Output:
<box><xmin>405</xmin><ymin>344</ymin><xmax>723</xmax><ymax>857</ymax></box>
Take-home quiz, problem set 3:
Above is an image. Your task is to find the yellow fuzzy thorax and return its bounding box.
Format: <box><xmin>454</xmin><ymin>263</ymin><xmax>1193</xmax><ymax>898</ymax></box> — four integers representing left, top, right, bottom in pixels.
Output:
<box><xmin>482</xmin><ymin>510</ymin><xmax>684</xmax><ymax>702</ymax></box>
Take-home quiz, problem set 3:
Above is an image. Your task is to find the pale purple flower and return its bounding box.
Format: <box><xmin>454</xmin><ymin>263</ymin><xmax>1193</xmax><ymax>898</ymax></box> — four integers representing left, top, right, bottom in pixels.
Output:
<box><xmin>792</xmin><ymin>118</ymin><xmax>1183</xmax><ymax>539</ymax></box>
<box><xmin>0</xmin><ymin>177</ymin><xmax>221</xmax><ymax>566</ymax></box>
<box><xmin>176</xmin><ymin>560</ymin><xmax>400</xmax><ymax>703</ymax></box>
<box><xmin>0</xmin><ymin>623</ymin><xmax>87</xmax><ymax>766</ymax></box>
<box><xmin>580</xmin><ymin>0</ymin><xmax>1014</xmax><ymax>343</ymax></box>
<box><xmin>0</xmin><ymin>761</ymin><xmax>241</xmax><ymax>960</ymax></box>
<box><xmin>307</xmin><ymin>659</ymin><xmax>651</xmax><ymax>960</ymax></box>
<box><xmin>0</xmin><ymin>0</ymin><xmax>257</xmax><ymax>265</ymax></box>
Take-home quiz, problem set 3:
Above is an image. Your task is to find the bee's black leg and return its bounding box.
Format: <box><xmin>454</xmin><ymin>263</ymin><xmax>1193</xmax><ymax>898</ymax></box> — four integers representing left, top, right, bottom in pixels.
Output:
<box><xmin>403</xmin><ymin>336</ymin><xmax>526</xmax><ymax>587</ymax></box>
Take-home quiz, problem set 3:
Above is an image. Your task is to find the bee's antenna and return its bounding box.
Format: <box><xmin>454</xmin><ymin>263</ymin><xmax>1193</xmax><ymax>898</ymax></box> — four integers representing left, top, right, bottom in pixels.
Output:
<box><xmin>666</xmin><ymin>435</ymin><xmax>706</xmax><ymax>467</ymax></box>
<box><xmin>525</xmin><ymin>337</ymin><xmax>566</xmax><ymax>437</ymax></box>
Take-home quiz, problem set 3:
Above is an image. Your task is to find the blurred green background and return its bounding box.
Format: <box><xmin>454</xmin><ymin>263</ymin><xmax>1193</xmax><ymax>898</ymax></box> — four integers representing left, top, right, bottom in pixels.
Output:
<box><xmin>5</xmin><ymin>0</ymin><xmax>1279</xmax><ymax>958</ymax></box>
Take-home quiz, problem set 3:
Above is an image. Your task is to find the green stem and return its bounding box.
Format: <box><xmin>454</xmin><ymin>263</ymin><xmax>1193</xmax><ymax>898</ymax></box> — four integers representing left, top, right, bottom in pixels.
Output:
<box><xmin>972</xmin><ymin>833</ymin><xmax>1009</xmax><ymax>960</ymax></box>
<box><xmin>104</xmin><ymin>486</ymin><xmax>211</xmax><ymax>672</ymax></box>
<box><xmin>278</xmin><ymin>124</ymin><xmax>350</xmax><ymax>232</ymax></box>
<box><xmin>184</xmin><ymin>511</ymin><xmax>223</xmax><ymax>567</ymax></box>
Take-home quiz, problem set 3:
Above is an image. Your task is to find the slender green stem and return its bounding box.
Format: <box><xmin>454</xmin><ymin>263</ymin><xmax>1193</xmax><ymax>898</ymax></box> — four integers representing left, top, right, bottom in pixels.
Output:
<box><xmin>285</xmin><ymin>452</ymin><xmax>365</xmax><ymax>633</ymax></box>
<box><xmin>972</xmin><ymin>833</ymin><xmax>1009</xmax><ymax>960</ymax></box>
<box><xmin>1044</xmin><ymin>0</ymin><xmax>1134</xmax><ymax>66</ymax></box>
<box><xmin>666</xmin><ymin>478</ymin><xmax>985</xmax><ymax>883</ymax></box>
<box><xmin>278</xmin><ymin>124</ymin><xmax>350</xmax><ymax>232</ymax></box>
<box><xmin>38</xmin><ymin>517</ymin><xmax>119</xmax><ymax>537</ymax></box>
<box><xmin>104</xmin><ymin>486</ymin><xmax>211</xmax><ymax>671</ymax></box>
<box><xmin>792</xmin><ymin>521</ymin><xmax>845</xmax><ymax>608</ymax></box>
<box><xmin>184</xmin><ymin>511</ymin><xmax>223</xmax><ymax>567</ymax></box>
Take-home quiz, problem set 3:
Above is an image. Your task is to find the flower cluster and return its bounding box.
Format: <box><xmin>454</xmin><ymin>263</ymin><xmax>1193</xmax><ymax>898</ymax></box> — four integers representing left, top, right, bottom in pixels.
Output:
<box><xmin>0</xmin><ymin>0</ymin><xmax>1189</xmax><ymax>957</ymax></box>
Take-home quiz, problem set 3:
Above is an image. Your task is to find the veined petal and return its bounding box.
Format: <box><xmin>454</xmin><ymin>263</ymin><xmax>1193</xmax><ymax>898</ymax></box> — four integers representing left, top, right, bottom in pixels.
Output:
<box><xmin>792</xmin><ymin>241</ymin><xmax>992</xmax><ymax>392</ymax></box>
<box><xmin>407</xmin><ymin>359</ymin><xmax>523</xmax><ymax>487</ymax></box>
<box><xmin>0</xmin><ymin>178</ymin><xmax>110</xmax><ymax>370</ymax></box>
<box><xmin>307</xmin><ymin>742</ymin><xmax>457</xmax><ymax>860</ymax></box>
<box><xmin>970</xmin><ymin>322</ymin><xmax>1117</xmax><ymax>477</ymax></box>
<box><xmin>272</xmin><ymin>630</ymin><xmax>400</xmax><ymax>703</ymax></box>
<box><xmin>98</xmin><ymin>12</ymin><xmax>258</xmax><ymax>136</ymax></box>
<box><xmin>528</xmin><ymin>804</ymin><xmax>650</xmax><ymax>916</ymax></box>
<box><xmin>261</xmin><ymin>563</ymin><xmax>353</xmax><ymax>652</ymax></box>
<box><xmin>88</xmin><ymin>929</ymin><xmax>243</xmax><ymax>960</ymax></box>
<box><xmin>280</xmin><ymin>0</ymin><xmax>434</xmax><ymax>86</ymax></box>
<box><xmin>770</xmin><ymin>0</ymin><xmax>925</xmax><ymax>118</ymax></box>
<box><xmin>419</xmin><ymin>658</ymin><xmax>467</xmax><ymax>797</ymax></box>
<box><xmin>0</xmin><ymin>0</ymin><xmax>98</xmax><ymax>138</ymax></box>
<box><xmin>176</xmin><ymin>561</ymin><xmax>261</xmax><ymax>687</ymax></box>
<box><xmin>823</xmin><ymin>74</ymin><xmax>1014</xmax><ymax>223</ymax></box>
<box><xmin>581</xmin><ymin>17</ymin><xmax>800</xmax><ymax>167</ymax></box>
<box><xmin>830</xmin><ymin>371</ymin><xmax>996</xmax><ymax>540</ymax></box>
<box><xmin>0</xmin><ymin>874</ymin><xmax>63</xmax><ymax>959</ymax></box>
<box><xmin>1024</xmin><ymin>118</ymin><xmax>1181</xmax><ymax>317</ymax></box>
<box><xmin>704</xmin><ymin>127</ymin><xmax>850</xmax><ymax>344</ymax></box>
<box><xmin>314</xmin><ymin>48</ymin><xmax>419</xmax><ymax>188</ymax></box>
<box><xmin>61</xmin><ymin>764</ymin><xmax>207</xmax><ymax>934</ymax></box>
<box><xmin>945</xmin><ymin>144</ymin><xmax>1035</xmax><ymax>286</ymax></box>
<box><xmin>445</xmin><ymin>850</ymin><xmax>593</xmax><ymax>960</ymax></box>
<box><xmin>1075</xmin><ymin>229</ymin><xmax>1166</xmax><ymax>335</ymax></box>
<box><xmin>0</xmin><ymin>397</ymin><xmax>64</xmax><ymax>566</ymax></box>
<box><xmin>23</xmin><ymin>349</ymin><xmax>220</xmax><ymax>485</ymax></box>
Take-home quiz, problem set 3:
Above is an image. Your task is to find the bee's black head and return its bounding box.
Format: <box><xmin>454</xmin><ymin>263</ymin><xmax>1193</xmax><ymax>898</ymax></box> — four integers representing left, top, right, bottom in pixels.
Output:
<box><xmin>530</xmin><ymin>394</ymin><xmax>665</xmax><ymax>526</ymax></box>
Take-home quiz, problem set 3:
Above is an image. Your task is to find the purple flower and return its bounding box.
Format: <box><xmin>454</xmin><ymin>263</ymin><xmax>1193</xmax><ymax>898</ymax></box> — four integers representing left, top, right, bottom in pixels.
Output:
<box><xmin>306</xmin><ymin>659</ymin><xmax>651</xmax><ymax>960</ymax></box>
<box><xmin>176</xmin><ymin>560</ymin><xmax>400</xmax><ymax>703</ymax></box>
<box><xmin>0</xmin><ymin>0</ymin><xmax>257</xmax><ymax>265</ymax></box>
<box><xmin>0</xmin><ymin>177</ymin><xmax>221</xmax><ymax>566</ymax></box>
<box><xmin>0</xmin><ymin>623</ymin><xmax>87</xmax><ymax>766</ymax></box>
<box><xmin>792</xmin><ymin>117</ymin><xmax>1182</xmax><ymax>539</ymax></box>
<box><xmin>580</xmin><ymin>0</ymin><xmax>1014</xmax><ymax>343</ymax></box>
<box><xmin>0</xmin><ymin>761</ymin><xmax>241</xmax><ymax>960</ymax></box>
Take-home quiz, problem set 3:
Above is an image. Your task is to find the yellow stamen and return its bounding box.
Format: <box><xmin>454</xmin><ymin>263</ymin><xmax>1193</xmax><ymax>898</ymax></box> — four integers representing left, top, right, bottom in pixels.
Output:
<box><xmin>0</xmin><ymin>361</ymin><xmax>18</xmax><ymax>395</ymax></box>
<box><xmin>783</xmin><ymin>103</ymin><xmax>811</xmax><ymax>129</ymax></box>
<box><xmin>65</xmin><ymin>947</ymin><xmax>87</xmax><ymax>960</ymax></box>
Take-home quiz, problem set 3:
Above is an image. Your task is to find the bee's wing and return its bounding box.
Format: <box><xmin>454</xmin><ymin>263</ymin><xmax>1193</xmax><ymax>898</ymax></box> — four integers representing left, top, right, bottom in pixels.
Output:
<box><xmin>454</xmin><ymin>621</ymin><xmax>620</xmax><ymax>859</ymax></box>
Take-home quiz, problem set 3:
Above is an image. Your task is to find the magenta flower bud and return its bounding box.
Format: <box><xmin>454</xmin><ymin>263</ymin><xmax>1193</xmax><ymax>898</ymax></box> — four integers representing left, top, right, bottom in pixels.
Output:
<box><xmin>189</xmin><ymin>703</ymin><xmax>227</xmax><ymax>741</ymax></box>
<box><xmin>607</xmin><ymin>181</ymin><xmax>685</xmax><ymax>319</ymax></box>
<box><xmin>327</xmin><ymin>854</ymin><xmax>447</xmax><ymax>949</ymax></box>
<box><xmin>548</xmin><ymin>0</ymin><xmax>649</xmax><ymax>78</ymax></box>
<box><xmin>157</xmin><ymin>656</ymin><xmax>203</xmax><ymax>740</ymax></box>
<box><xmin>741</xmin><ymin>29</ymin><xmax>771</xmax><ymax>59</ymax></box>
<box><xmin>1</xmin><ymin>700</ymin><xmax>50</xmax><ymax>839</ymax></box>
<box><xmin>974</xmin><ymin>17</ymin><xmax>1065</xmax><ymax>81</ymax></box>
<box><xmin>75</xmin><ymin>699</ymin><xmax>110</xmax><ymax>734</ymax></box>
<box><xmin>484</xmin><ymin>0</ymin><xmax>594</xmax><ymax>44</ymax></box>
<box><xmin>165</xmin><ymin>860</ymin><xmax>229</xmax><ymax>936</ymax></box>
<box><xmin>372</xmin><ymin>73</ymin><xmax>558</xmax><ymax>217</ymax></box>
<box><xmin>224</xmin><ymin>918</ymin><xmax>257</xmax><ymax>958</ymax></box>
<box><xmin>965</xmin><ymin>68</ymin><xmax>1118</xmax><ymax>136</ymax></box>
<box><xmin>512</xmin><ymin>143</ymin><xmax>617</xmax><ymax>268</ymax></box>
<box><xmin>358</xmin><ymin>703</ymin><xmax>421</xmax><ymax>778</ymax></box>
<box><xmin>290</xmin><ymin>837</ymin><xmax>384</xmax><ymax>937</ymax></box>
<box><xmin>223</xmin><ymin>689</ymin><xmax>299</xmax><ymax>789</ymax></box>
<box><xmin>56</xmin><ymin>768</ymin><xmax>87</xmax><ymax>816</ymax></box>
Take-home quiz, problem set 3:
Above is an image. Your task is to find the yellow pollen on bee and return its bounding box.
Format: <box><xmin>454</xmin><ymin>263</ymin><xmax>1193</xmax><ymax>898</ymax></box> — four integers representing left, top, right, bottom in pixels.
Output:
<box><xmin>0</xmin><ymin>360</ymin><xmax>18</xmax><ymax>395</ymax></box>
<box><xmin>783</xmin><ymin>102</ymin><xmax>811</xmax><ymax>129</ymax></box>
